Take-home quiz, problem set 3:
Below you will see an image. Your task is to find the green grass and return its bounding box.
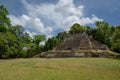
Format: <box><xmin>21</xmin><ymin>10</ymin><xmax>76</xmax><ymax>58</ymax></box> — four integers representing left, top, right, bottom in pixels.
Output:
<box><xmin>0</xmin><ymin>58</ymin><xmax>120</xmax><ymax>80</ymax></box>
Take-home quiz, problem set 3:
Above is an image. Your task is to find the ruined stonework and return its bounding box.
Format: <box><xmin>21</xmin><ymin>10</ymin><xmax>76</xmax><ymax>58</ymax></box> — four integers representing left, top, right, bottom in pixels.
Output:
<box><xmin>55</xmin><ymin>33</ymin><xmax>108</xmax><ymax>50</ymax></box>
<box><xmin>34</xmin><ymin>33</ymin><xmax>119</xmax><ymax>58</ymax></box>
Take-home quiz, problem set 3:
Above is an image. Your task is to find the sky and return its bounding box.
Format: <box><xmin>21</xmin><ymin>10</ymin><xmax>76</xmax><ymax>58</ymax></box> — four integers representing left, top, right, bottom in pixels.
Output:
<box><xmin>0</xmin><ymin>0</ymin><xmax>120</xmax><ymax>37</ymax></box>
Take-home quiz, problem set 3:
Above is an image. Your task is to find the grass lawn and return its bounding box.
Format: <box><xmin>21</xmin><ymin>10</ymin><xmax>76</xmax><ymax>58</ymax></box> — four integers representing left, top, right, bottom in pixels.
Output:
<box><xmin>0</xmin><ymin>58</ymin><xmax>120</xmax><ymax>80</ymax></box>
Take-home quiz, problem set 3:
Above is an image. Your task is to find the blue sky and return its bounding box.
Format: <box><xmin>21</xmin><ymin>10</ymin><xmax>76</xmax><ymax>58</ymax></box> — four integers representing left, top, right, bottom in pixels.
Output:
<box><xmin>1</xmin><ymin>0</ymin><xmax>120</xmax><ymax>37</ymax></box>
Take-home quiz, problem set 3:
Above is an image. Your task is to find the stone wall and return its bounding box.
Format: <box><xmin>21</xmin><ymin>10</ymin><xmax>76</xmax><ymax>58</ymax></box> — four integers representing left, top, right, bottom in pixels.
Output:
<box><xmin>37</xmin><ymin>50</ymin><xmax>118</xmax><ymax>58</ymax></box>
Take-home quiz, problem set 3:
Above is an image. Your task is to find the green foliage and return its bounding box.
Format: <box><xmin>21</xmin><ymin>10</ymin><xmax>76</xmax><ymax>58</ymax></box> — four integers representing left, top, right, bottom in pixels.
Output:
<box><xmin>0</xmin><ymin>5</ymin><xmax>11</xmax><ymax>32</ymax></box>
<box><xmin>10</xmin><ymin>25</ymin><xmax>24</xmax><ymax>36</ymax></box>
<box><xmin>0</xmin><ymin>5</ymin><xmax>35</xmax><ymax>58</ymax></box>
<box><xmin>44</xmin><ymin>37</ymin><xmax>60</xmax><ymax>51</ymax></box>
<box><xmin>25</xmin><ymin>44</ymin><xmax>45</xmax><ymax>57</ymax></box>
<box><xmin>0</xmin><ymin>32</ymin><xmax>18</xmax><ymax>58</ymax></box>
<box><xmin>56</xmin><ymin>31</ymin><xmax>68</xmax><ymax>41</ymax></box>
<box><xmin>33</xmin><ymin>34</ymin><xmax>46</xmax><ymax>45</ymax></box>
<box><xmin>69</xmin><ymin>23</ymin><xmax>86</xmax><ymax>34</ymax></box>
<box><xmin>111</xmin><ymin>26</ymin><xmax>120</xmax><ymax>53</ymax></box>
<box><xmin>95</xmin><ymin>21</ymin><xmax>111</xmax><ymax>46</ymax></box>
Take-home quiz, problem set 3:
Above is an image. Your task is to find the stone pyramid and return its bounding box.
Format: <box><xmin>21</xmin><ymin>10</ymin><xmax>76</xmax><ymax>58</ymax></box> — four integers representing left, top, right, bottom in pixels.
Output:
<box><xmin>55</xmin><ymin>32</ymin><xmax>108</xmax><ymax>50</ymax></box>
<box><xmin>34</xmin><ymin>33</ymin><xmax>119</xmax><ymax>58</ymax></box>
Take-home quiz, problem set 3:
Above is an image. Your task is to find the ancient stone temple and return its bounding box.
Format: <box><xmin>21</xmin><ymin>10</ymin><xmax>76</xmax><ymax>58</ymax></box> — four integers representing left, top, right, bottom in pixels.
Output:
<box><xmin>55</xmin><ymin>32</ymin><xmax>108</xmax><ymax>50</ymax></box>
<box><xmin>34</xmin><ymin>33</ymin><xmax>119</xmax><ymax>58</ymax></box>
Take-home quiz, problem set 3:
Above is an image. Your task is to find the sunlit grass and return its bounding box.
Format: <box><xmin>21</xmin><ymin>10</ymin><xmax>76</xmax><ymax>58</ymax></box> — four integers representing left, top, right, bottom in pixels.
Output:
<box><xmin>0</xmin><ymin>58</ymin><xmax>120</xmax><ymax>80</ymax></box>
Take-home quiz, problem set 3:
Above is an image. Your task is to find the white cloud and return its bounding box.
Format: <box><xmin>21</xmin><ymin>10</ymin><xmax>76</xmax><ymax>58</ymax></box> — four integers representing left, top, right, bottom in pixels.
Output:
<box><xmin>9</xmin><ymin>15</ymin><xmax>53</xmax><ymax>38</ymax></box>
<box><xmin>56</xmin><ymin>0</ymin><xmax>84</xmax><ymax>17</ymax></box>
<box><xmin>9</xmin><ymin>0</ymin><xmax>102</xmax><ymax>37</ymax></box>
<box><xmin>62</xmin><ymin>15</ymin><xmax>80</xmax><ymax>28</ymax></box>
<box><xmin>9</xmin><ymin>14</ymin><xmax>30</xmax><ymax>26</ymax></box>
<box><xmin>80</xmin><ymin>15</ymin><xmax>103</xmax><ymax>25</ymax></box>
